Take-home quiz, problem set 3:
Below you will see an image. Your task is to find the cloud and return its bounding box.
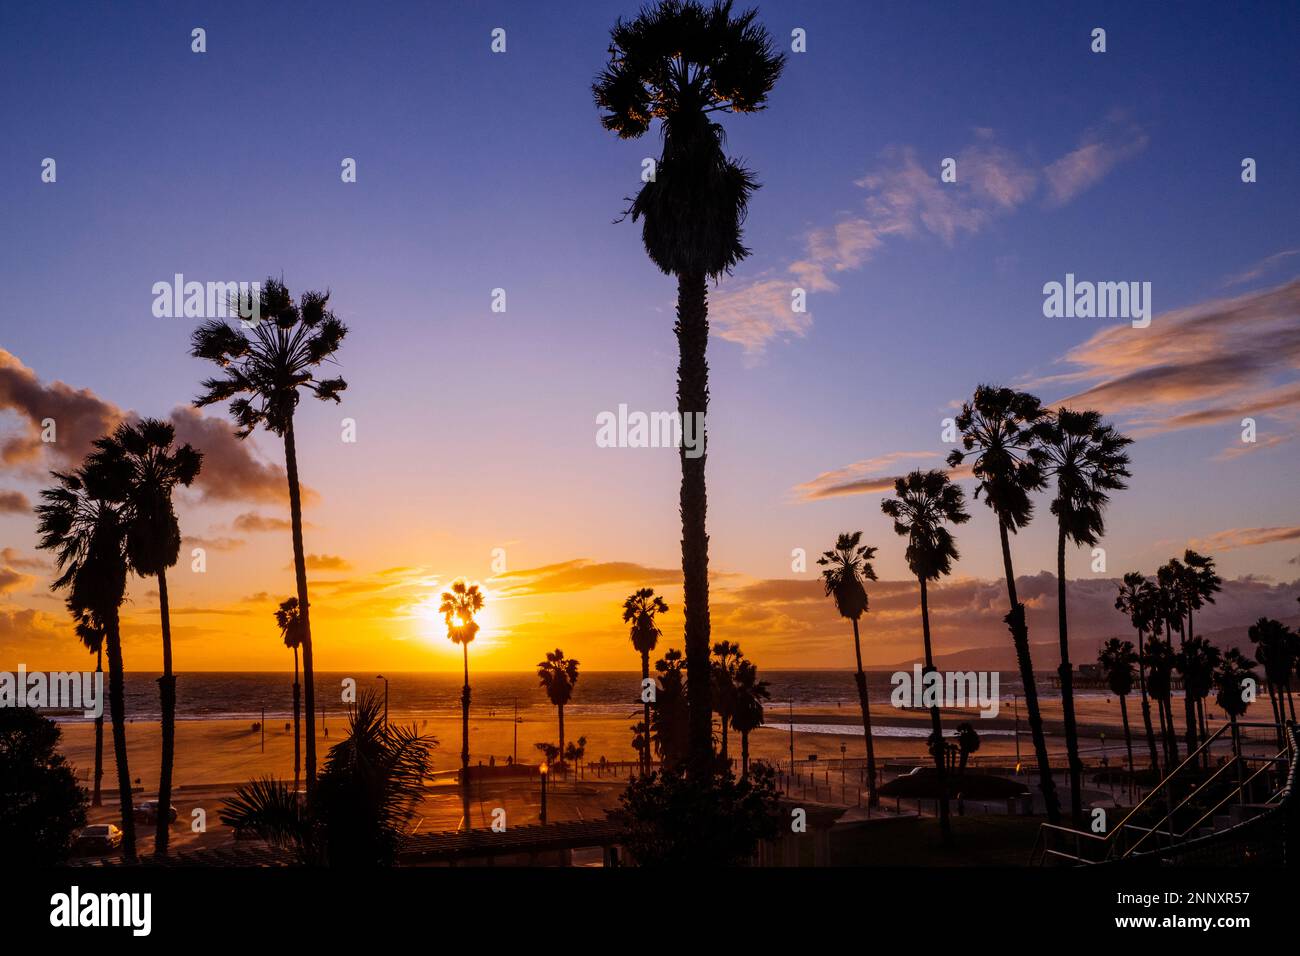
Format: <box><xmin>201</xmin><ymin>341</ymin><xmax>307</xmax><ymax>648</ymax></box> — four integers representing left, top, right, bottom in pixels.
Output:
<box><xmin>794</xmin><ymin>454</ymin><xmax>974</xmax><ymax>502</ymax></box>
<box><xmin>712</xmin><ymin>119</ymin><xmax>1142</xmax><ymax>355</ymax></box>
<box><xmin>1035</xmin><ymin>279</ymin><xmax>1300</xmax><ymax>440</ymax></box>
<box><xmin>0</xmin><ymin>567</ymin><xmax>36</xmax><ymax>595</ymax></box>
<box><xmin>232</xmin><ymin>511</ymin><xmax>294</xmax><ymax>532</ymax></box>
<box><xmin>1043</xmin><ymin>115</ymin><xmax>1149</xmax><ymax>206</ymax></box>
<box><xmin>0</xmin><ymin>489</ymin><xmax>31</xmax><ymax>513</ymax></box>
<box><xmin>1223</xmin><ymin>248</ymin><xmax>1300</xmax><ymax>288</ymax></box>
<box><xmin>1</xmin><ymin>547</ymin><xmax>44</xmax><ymax>570</ymax></box>
<box><xmin>494</xmin><ymin>559</ymin><xmax>680</xmax><ymax>596</ymax></box>
<box><xmin>0</xmin><ymin>349</ymin><xmax>307</xmax><ymax>506</ymax></box>
<box><xmin>301</xmin><ymin>554</ymin><xmax>351</xmax><ymax>571</ymax></box>
<box><xmin>182</xmin><ymin>535</ymin><xmax>246</xmax><ymax>552</ymax></box>
<box><xmin>1189</xmin><ymin>526</ymin><xmax>1300</xmax><ymax>552</ymax></box>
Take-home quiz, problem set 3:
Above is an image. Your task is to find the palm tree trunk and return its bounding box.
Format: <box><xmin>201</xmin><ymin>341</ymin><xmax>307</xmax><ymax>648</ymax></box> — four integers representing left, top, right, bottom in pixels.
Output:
<box><xmin>461</xmin><ymin>641</ymin><xmax>471</xmax><ymax>827</ymax></box>
<box><xmin>292</xmin><ymin>646</ymin><xmax>301</xmax><ymax>793</ymax></box>
<box><xmin>850</xmin><ymin>617</ymin><xmax>878</xmax><ymax>806</ymax></box>
<box><xmin>1054</xmin><ymin>525</ymin><xmax>1082</xmax><ymax>826</ymax></box>
<box><xmin>282</xmin><ymin>415</ymin><xmax>316</xmax><ymax>802</ymax></box>
<box><xmin>558</xmin><ymin>703</ymin><xmax>566</xmax><ymax>779</ymax></box>
<box><xmin>104</xmin><ymin>608</ymin><xmax>136</xmax><ymax>862</ymax></box>
<box><xmin>1173</xmin><ymin>614</ymin><xmax>1196</xmax><ymax>762</ymax></box>
<box><xmin>155</xmin><ymin>567</ymin><xmax>176</xmax><ymax>857</ymax></box>
<box><xmin>1135</xmin><ymin>628</ymin><xmax>1160</xmax><ymax>778</ymax></box>
<box><xmin>719</xmin><ymin>709</ymin><xmax>729</xmax><ymax>765</ymax></box>
<box><xmin>676</xmin><ymin>270</ymin><xmax>712</xmax><ymax>775</ymax></box>
<box><xmin>1119</xmin><ymin>693</ymin><xmax>1134</xmax><ymax>786</ymax></box>
<box><xmin>919</xmin><ymin>576</ymin><xmax>950</xmax><ymax>843</ymax></box>
<box><xmin>93</xmin><ymin>646</ymin><xmax>103</xmax><ymax>807</ymax></box>
<box><xmin>741</xmin><ymin>730</ymin><xmax>750</xmax><ymax>778</ymax></box>
<box><xmin>998</xmin><ymin>519</ymin><xmax>1060</xmax><ymax>823</ymax></box>
<box><xmin>641</xmin><ymin>650</ymin><xmax>651</xmax><ymax>775</ymax></box>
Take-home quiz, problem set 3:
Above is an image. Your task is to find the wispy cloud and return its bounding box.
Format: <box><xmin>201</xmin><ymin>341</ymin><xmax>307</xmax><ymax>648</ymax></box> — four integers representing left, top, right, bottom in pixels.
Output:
<box><xmin>1223</xmin><ymin>248</ymin><xmax>1300</xmax><ymax>288</ymax></box>
<box><xmin>493</xmin><ymin>558</ymin><xmax>680</xmax><ymax>596</ymax></box>
<box><xmin>0</xmin><ymin>489</ymin><xmax>30</xmax><ymax>514</ymax></box>
<box><xmin>1189</xmin><ymin>526</ymin><xmax>1300</xmax><ymax>552</ymax></box>
<box><xmin>713</xmin><ymin>119</ymin><xmax>1145</xmax><ymax>355</ymax></box>
<box><xmin>794</xmin><ymin>451</ymin><xmax>948</xmax><ymax>501</ymax></box>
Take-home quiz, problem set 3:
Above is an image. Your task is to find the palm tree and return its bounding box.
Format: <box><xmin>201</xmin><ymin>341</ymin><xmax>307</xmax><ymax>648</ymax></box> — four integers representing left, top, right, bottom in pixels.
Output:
<box><xmin>729</xmin><ymin>658</ymin><xmax>769</xmax><ymax>777</ymax></box>
<box><xmin>1177</xmin><ymin>637</ymin><xmax>1221</xmax><ymax>768</ymax></box>
<box><xmin>88</xmin><ymin>418</ymin><xmax>202</xmax><ymax>856</ymax></box>
<box><xmin>191</xmin><ymin>278</ymin><xmax>348</xmax><ymax>801</ymax></box>
<box><xmin>275</xmin><ymin>598</ymin><xmax>304</xmax><ymax>792</ymax></box>
<box><xmin>947</xmin><ymin>384</ymin><xmax>1060</xmax><ymax>822</ymax></box>
<box><xmin>1036</xmin><ymin>408</ymin><xmax>1132</xmax><ymax>824</ymax></box>
<box><xmin>36</xmin><ymin>465</ymin><xmax>136</xmax><ymax>861</ymax></box>
<box><xmin>537</xmin><ymin>649</ymin><xmax>580</xmax><ymax>778</ymax></box>
<box><xmin>1098</xmin><ymin>638</ymin><xmax>1138</xmax><ymax>784</ymax></box>
<box><xmin>1115</xmin><ymin>572</ymin><xmax>1163</xmax><ymax>777</ymax></box>
<box><xmin>1214</xmin><ymin>648</ymin><xmax>1258</xmax><ymax>801</ymax></box>
<box><xmin>564</xmin><ymin>736</ymin><xmax>588</xmax><ymax>779</ymax></box>
<box><xmin>650</xmin><ymin>648</ymin><xmax>691</xmax><ymax>769</ymax></box>
<box><xmin>439</xmin><ymin>579</ymin><xmax>484</xmax><ymax>796</ymax></box>
<box><xmin>881</xmin><ymin>469</ymin><xmax>970</xmax><ymax>842</ymax></box>
<box><xmin>711</xmin><ymin>640</ymin><xmax>743</xmax><ymax>765</ymax></box>
<box><xmin>622</xmin><ymin>588</ymin><xmax>669</xmax><ymax>774</ymax></box>
<box><xmin>1143</xmin><ymin>635</ymin><xmax>1179</xmax><ymax>768</ymax></box>
<box><xmin>1156</xmin><ymin>558</ymin><xmax>1199</xmax><ymax>761</ymax></box>
<box><xmin>594</xmin><ymin>1</ymin><xmax>784</xmax><ymax>773</ymax></box>
<box><xmin>1180</xmin><ymin>550</ymin><xmax>1223</xmax><ymax>751</ymax></box>
<box><xmin>219</xmin><ymin>692</ymin><xmax>434</xmax><ymax>867</ymax></box>
<box><xmin>72</xmin><ymin>612</ymin><xmax>105</xmax><ymax>807</ymax></box>
<box><xmin>1248</xmin><ymin>617</ymin><xmax>1295</xmax><ymax>745</ymax></box>
<box><xmin>954</xmin><ymin>722</ymin><xmax>981</xmax><ymax>778</ymax></box>
<box><xmin>818</xmin><ymin>532</ymin><xmax>880</xmax><ymax>806</ymax></box>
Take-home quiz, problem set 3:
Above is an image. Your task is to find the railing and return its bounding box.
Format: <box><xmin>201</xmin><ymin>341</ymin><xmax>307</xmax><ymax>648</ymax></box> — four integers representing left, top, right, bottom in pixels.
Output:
<box><xmin>1030</xmin><ymin>720</ymin><xmax>1295</xmax><ymax>865</ymax></box>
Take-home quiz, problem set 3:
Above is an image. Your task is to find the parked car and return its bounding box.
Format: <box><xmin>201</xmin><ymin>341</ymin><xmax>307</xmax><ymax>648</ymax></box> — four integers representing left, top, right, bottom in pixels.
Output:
<box><xmin>72</xmin><ymin>824</ymin><xmax>123</xmax><ymax>854</ymax></box>
<box><xmin>133</xmin><ymin>800</ymin><xmax>178</xmax><ymax>824</ymax></box>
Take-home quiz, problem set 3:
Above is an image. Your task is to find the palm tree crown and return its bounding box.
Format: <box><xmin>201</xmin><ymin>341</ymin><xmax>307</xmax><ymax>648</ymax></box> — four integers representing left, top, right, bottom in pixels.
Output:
<box><xmin>276</xmin><ymin>597</ymin><xmax>303</xmax><ymax>651</ymax></box>
<box><xmin>1099</xmin><ymin>638</ymin><xmax>1137</xmax><ymax>697</ymax></box>
<box><xmin>1035</xmin><ymin>408</ymin><xmax>1132</xmax><ymax>547</ymax></box>
<box><xmin>946</xmin><ymin>384</ymin><xmax>1047</xmax><ymax>531</ymax></box>
<box><xmin>439</xmin><ymin>579</ymin><xmax>484</xmax><ymax>645</ymax></box>
<box><xmin>880</xmin><ymin>470</ymin><xmax>969</xmax><ymax>581</ymax></box>
<box><xmin>593</xmin><ymin>0</ymin><xmax>784</xmax><ymax>277</ymax></box>
<box><xmin>623</xmin><ymin>588</ymin><xmax>669</xmax><ymax>656</ymax></box>
<box><xmin>537</xmin><ymin>649</ymin><xmax>581</xmax><ymax>709</ymax></box>
<box><xmin>817</xmin><ymin>531</ymin><xmax>877</xmax><ymax>620</ymax></box>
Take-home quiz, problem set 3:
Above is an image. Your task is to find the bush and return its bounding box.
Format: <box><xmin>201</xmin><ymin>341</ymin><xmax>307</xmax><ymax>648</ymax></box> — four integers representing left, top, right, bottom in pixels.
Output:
<box><xmin>0</xmin><ymin>707</ymin><xmax>88</xmax><ymax>864</ymax></box>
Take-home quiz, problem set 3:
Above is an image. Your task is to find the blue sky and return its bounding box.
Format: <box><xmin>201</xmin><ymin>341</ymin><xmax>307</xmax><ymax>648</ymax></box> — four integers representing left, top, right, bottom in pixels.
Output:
<box><xmin>2</xmin><ymin>0</ymin><xmax>1298</xmax><ymax>669</ymax></box>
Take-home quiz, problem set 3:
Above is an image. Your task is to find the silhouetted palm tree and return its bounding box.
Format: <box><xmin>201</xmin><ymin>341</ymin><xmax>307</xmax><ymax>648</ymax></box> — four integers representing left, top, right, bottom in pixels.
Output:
<box><xmin>650</xmin><ymin>649</ymin><xmax>690</xmax><ymax>769</ymax></box>
<box><xmin>818</xmin><ymin>531</ymin><xmax>880</xmax><ymax>805</ymax></box>
<box><xmin>1143</xmin><ymin>635</ymin><xmax>1179</xmax><ymax>767</ymax></box>
<box><xmin>440</xmin><ymin>579</ymin><xmax>483</xmax><ymax>795</ymax></box>
<box><xmin>1036</xmin><ymin>407</ymin><xmax>1131</xmax><ymax>824</ymax></box>
<box><xmin>954</xmin><ymin>722</ymin><xmax>981</xmax><ymax>778</ymax></box>
<box><xmin>538</xmin><ymin>649</ymin><xmax>580</xmax><ymax>777</ymax></box>
<box><xmin>622</xmin><ymin>588</ymin><xmax>668</xmax><ymax>774</ymax></box>
<box><xmin>36</xmin><ymin>465</ymin><xmax>136</xmax><ymax>860</ymax></box>
<box><xmin>1157</xmin><ymin>558</ymin><xmax>1198</xmax><ymax>760</ymax></box>
<box><xmin>1177</xmin><ymin>636</ymin><xmax>1221</xmax><ymax>768</ymax></box>
<box><xmin>1179</xmin><ymin>550</ymin><xmax>1223</xmax><ymax>751</ymax></box>
<box><xmin>1099</xmin><ymin>638</ymin><xmax>1138</xmax><ymax>783</ymax></box>
<box><xmin>191</xmin><ymin>279</ymin><xmax>347</xmax><ymax>801</ymax></box>
<box><xmin>1115</xmin><ymin>572</ymin><xmax>1163</xmax><ymax>776</ymax></box>
<box><xmin>564</xmin><ymin>736</ymin><xmax>588</xmax><ymax>779</ymax></box>
<box><xmin>72</xmin><ymin>612</ymin><xmax>105</xmax><ymax>807</ymax></box>
<box><xmin>88</xmin><ymin>418</ymin><xmax>201</xmax><ymax>856</ymax></box>
<box><xmin>276</xmin><ymin>597</ymin><xmax>303</xmax><ymax>791</ymax></box>
<box><xmin>1214</xmin><ymin>648</ymin><xmax>1258</xmax><ymax>795</ymax></box>
<box><xmin>595</xmin><ymin>1</ymin><xmax>784</xmax><ymax>773</ymax></box>
<box><xmin>947</xmin><ymin>384</ymin><xmax>1060</xmax><ymax>822</ymax></box>
<box><xmin>881</xmin><ymin>469</ymin><xmax>970</xmax><ymax>842</ymax></box>
<box><xmin>1249</xmin><ymin>617</ymin><xmax>1295</xmax><ymax>745</ymax></box>
<box><xmin>711</xmin><ymin>639</ymin><xmax>743</xmax><ymax>764</ymax></box>
<box><xmin>729</xmin><ymin>658</ymin><xmax>769</xmax><ymax>777</ymax></box>
<box><xmin>220</xmin><ymin>692</ymin><xmax>434</xmax><ymax>867</ymax></box>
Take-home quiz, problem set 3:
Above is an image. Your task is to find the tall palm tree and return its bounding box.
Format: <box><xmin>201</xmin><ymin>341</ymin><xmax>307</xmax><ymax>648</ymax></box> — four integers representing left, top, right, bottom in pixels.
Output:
<box><xmin>191</xmin><ymin>278</ymin><xmax>348</xmax><ymax>801</ymax></box>
<box><xmin>1157</xmin><ymin>558</ymin><xmax>1198</xmax><ymax>760</ymax></box>
<box><xmin>1248</xmin><ymin>617</ymin><xmax>1295</xmax><ymax>745</ymax></box>
<box><xmin>594</xmin><ymin>1</ymin><xmax>784</xmax><ymax>774</ymax></box>
<box><xmin>729</xmin><ymin>658</ymin><xmax>769</xmax><ymax>777</ymax></box>
<box><xmin>72</xmin><ymin>612</ymin><xmax>105</xmax><ymax>807</ymax></box>
<box><xmin>1115</xmin><ymin>572</ymin><xmax>1162</xmax><ymax>777</ymax></box>
<box><xmin>440</xmin><ymin>579</ymin><xmax>484</xmax><ymax>798</ymax></box>
<box><xmin>947</xmin><ymin>384</ymin><xmax>1060</xmax><ymax>822</ymax></box>
<box><xmin>622</xmin><ymin>588</ymin><xmax>669</xmax><ymax>774</ymax></box>
<box><xmin>650</xmin><ymin>648</ymin><xmax>690</xmax><ymax>769</ymax></box>
<box><xmin>818</xmin><ymin>531</ymin><xmax>880</xmax><ymax>805</ymax></box>
<box><xmin>954</xmin><ymin>722</ymin><xmax>981</xmax><ymax>779</ymax></box>
<box><xmin>1179</xmin><ymin>550</ymin><xmax>1222</xmax><ymax>751</ymax></box>
<box><xmin>537</xmin><ymin>649</ymin><xmax>580</xmax><ymax>777</ymax></box>
<box><xmin>1214</xmin><ymin>648</ymin><xmax>1258</xmax><ymax>800</ymax></box>
<box><xmin>36</xmin><ymin>465</ymin><xmax>136</xmax><ymax>861</ymax></box>
<box><xmin>711</xmin><ymin>639</ymin><xmax>743</xmax><ymax>764</ymax></box>
<box><xmin>1098</xmin><ymin>638</ymin><xmax>1137</xmax><ymax>784</ymax></box>
<box><xmin>1036</xmin><ymin>408</ymin><xmax>1132</xmax><ymax>824</ymax></box>
<box><xmin>88</xmin><ymin>418</ymin><xmax>202</xmax><ymax>856</ymax></box>
<box><xmin>276</xmin><ymin>597</ymin><xmax>303</xmax><ymax>792</ymax></box>
<box><xmin>1177</xmin><ymin>636</ymin><xmax>1221</xmax><ymax>768</ymax></box>
<box><xmin>1143</xmin><ymin>635</ymin><xmax>1179</xmax><ymax>768</ymax></box>
<box><xmin>881</xmin><ymin>469</ymin><xmax>970</xmax><ymax>842</ymax></box>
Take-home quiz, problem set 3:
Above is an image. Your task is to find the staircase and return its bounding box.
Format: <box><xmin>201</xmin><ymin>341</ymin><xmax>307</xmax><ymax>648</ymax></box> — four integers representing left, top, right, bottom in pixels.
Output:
<box><xmin>1029</xmin><ymin>720</ymin><xmax>1297</xmax><ymax>865</ymax></box>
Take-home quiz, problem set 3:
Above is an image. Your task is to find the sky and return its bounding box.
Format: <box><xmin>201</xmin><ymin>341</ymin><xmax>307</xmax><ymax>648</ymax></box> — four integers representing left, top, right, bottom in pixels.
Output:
<box><xmin>1</xmin><ymin>0</ymin><xmax>1298</xmax><ymax>674</ymax></box>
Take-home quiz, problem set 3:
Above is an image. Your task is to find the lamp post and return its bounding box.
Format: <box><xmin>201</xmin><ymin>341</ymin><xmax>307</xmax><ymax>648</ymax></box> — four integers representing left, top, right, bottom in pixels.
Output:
<box><xmin>375</xmin><ymin>675</ymin><xmax>389</xmax><ymax>728</ymax></box>
<box><xmin>513</xmin><ymin>697</ymin><xmax>519</xmax><ymax>765</ymax></box>
<box><xmin>840</xmin><ymin>741</ymin><xmax>847</xmax><ymax>803</ymax></box>
<box><xmin>539</xmin><ymin>761</ymin><xmax>549</xmax><ymax>825</ymax></box>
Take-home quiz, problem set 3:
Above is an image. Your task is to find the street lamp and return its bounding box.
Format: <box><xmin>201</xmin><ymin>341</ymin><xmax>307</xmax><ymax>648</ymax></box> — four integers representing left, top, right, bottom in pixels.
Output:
<box><xmin>539</xmin><ymin>761</ymin><xmax>549</xmax><ymax>824</ymax></box>
<box><xmin>375</xmin><ymin>675</ymin><xmax>389</xmax><ymax>728</ymax></box>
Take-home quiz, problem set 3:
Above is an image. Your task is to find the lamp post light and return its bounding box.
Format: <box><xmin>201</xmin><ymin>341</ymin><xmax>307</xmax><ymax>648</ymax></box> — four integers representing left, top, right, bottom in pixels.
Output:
<box><xmin>539</xmin><ymin>761</ymin><xmax>549</xmax><ymax>825</ymax></box>
<box><xmin>375</xmin><ymin>675</ymin><xmax>389</xmax><ymax>728</ymax></box>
